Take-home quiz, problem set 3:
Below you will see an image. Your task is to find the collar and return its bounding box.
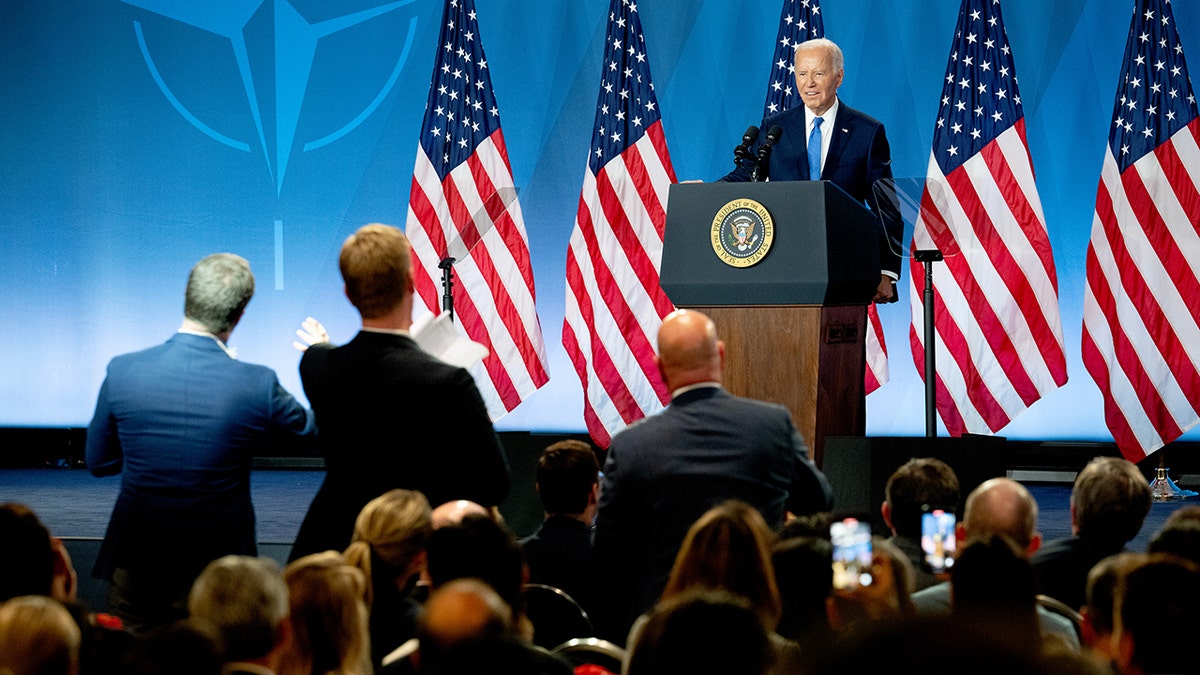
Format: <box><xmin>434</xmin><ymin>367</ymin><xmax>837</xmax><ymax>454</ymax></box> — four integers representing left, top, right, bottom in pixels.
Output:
<box><xmin>670</xmin><ymin>382</ymin><xmax>722</xmax><ymax>399</ymax></box>
<box><xmin>360</xmin><ymin>326</ymin><xmax>412</xmax><ymax>337</ymax></box>
<box><xmin>177</xmin><ymin>328</ymin><xmax>237</xmax><ymax>359</ymax></box>
<box><xmin>805</xmin><ymin>97</ymin><xmax>840</xmax><ymax>130</ymax></box>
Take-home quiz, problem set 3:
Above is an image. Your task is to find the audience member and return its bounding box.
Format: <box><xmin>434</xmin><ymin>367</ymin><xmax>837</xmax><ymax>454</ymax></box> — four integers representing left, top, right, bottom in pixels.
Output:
<box><xmin>1031</xmin><ymin>457</ymin><xmax>1152</xmax><ymax>610</ymax></box>
<box><xmin>592</xmin><ymin>309</ymin><xmax>832</xmax><ymax>639</ymax></box>
<box><xmin>521</xmin><ymin>439</ymin><xmax>600</xmax><ymax>613</ymax></box>
<box><xmin>290</xmin><ymin>224</ymin><xmax>508</xmax><ymax>561</ymax></box>
<box><xmin>0</xmin><ymin>595</ymin><xmax>81</xmax><ymax>675</ymax></box>
<box><xmin>1080</xmin><ymin>552</ymin><xmax>1145</xmax><ymax>664</ymax></box>
<box><xmin>343</xmin><ymin>489</ymin><xmax>433</xmax><ymax>670</ymax></box>
<box><xmin>825</xmin><ymin>536</ymin><xmax>914</xmax><ymax>639</ymax></box>
<box><xmin>1146</xmin><ymin>517</ymin><xmax>1200</xmax><ymax>565</ymax></box>
<box><xmin>951</xmin><ymin>534</ymin><xmax>1042</xmax><ymax>654</ymax></box>
<box><xmin>120</xmin><ymin>621</ymin><xmax>222</xmax><ymax>675</ymax></box>
<box><xmin>880</xmin><ymin>458</ymin><xmax>960</xmax><ymax>591</ymax></box>
<box><xmin>86</xmin><ymin>253</ymin><xmax>315</xmax><ymax>632</ymax></box>
<box><xmin>1111</xmin><ymin>554</ymin><xmax>1200</xmax><ymax>675</ymax></box>
<box><xmin>430</xmin><ymin>500</ymin><xmax>491</xmax><ymax>530</ymax></box>
<box><xmin>911</xmin><ymin>478</ymin><xmax>1079</xmax><ymax>649</ymax></box>
<box><xmin>187</xmin><ymin>555</ymin><xmax>290</xmax><ymax>674</ymax></box>
<box><xmin>0</xmin><ymin>503</ymin><xmax>76</xmax><ymax>603</ymax></box>
<box><xmin>626</xmin><ymin>590</ymin><xmax>774</xmax><ymax>675</ymax></box>
<box><xmin>382</xmin><ymin>579</ymin><xmax>570</xmax><ymax>675</ymax></box>
<box><xmin>279</xmin><ymin>552</ymin><xmax>371</xmax><ymax>675</ymax></box>
<box><xmin>424</xmin><ymin>514</ymin><xmax>529</xmax><ymax>639</ymax></box>
<box><xmin>771</xmin><ymin>535</ymin><xmax>833</xmax><ymax>650</ymax></box>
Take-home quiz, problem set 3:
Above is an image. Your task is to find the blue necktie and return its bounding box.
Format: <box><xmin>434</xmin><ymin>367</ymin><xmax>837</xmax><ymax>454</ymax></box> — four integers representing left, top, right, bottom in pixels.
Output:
<box><xmin>807</xmin><ymin>116</ymin><xmax>823</xmax><ymax>181</ymax></box>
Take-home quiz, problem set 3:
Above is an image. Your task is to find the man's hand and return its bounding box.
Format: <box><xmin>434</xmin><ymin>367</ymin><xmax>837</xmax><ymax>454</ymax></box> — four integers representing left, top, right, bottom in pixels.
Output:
<box><xmin>873</xmin><ymin>275</ymin><xmax>898</xmax><ymax>304</ymax></box>
<box><xmin>293</xmin><ymin>317</ymin><xmax>330</xmax><ymax>352</ymax></box>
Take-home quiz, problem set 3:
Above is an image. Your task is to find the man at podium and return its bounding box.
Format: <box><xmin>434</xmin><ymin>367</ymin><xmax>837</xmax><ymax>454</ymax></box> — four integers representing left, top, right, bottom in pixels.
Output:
<box><xmin>721</xmin><ymin>37</ymin><xmax>900</xmax><ymax>304</ymax></box>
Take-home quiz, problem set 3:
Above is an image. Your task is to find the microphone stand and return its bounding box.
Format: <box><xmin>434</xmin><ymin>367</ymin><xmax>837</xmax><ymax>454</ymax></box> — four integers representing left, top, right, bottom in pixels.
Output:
<box><xmin>438</xmin><ymin>257</ymin><xmax>456</xmax><ymax>322</ymax></box>
<box><xmin>914</xmin><ymin>248</ymin><xmax>944</xmax><ymax>437</ymax></box>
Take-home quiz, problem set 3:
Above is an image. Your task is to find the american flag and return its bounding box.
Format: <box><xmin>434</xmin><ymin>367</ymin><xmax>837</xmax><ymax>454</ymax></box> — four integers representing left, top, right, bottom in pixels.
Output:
<box><xmin>760</xmin><ymin>0</ymin><xmax>889</xmax><ymax>395</ymax></box>
<box><xmin>762</xmin><ymin>0</ymin><xmax>824</xmax><ymax>115</ymax></box>
<box><xmin>908</xmin><ymin>0</ymin><xmax>1068</xmax><ymax>436</ymax></box>
<box><xmin>563</xmin><ymin>0</ymin><xmax>677</xmax><ymax>447</ymax></box>
<box><xmin>1083</xmin><ymin>0</ymin><xmax>1200</xmax><ymax>460</ymax></box>
<box><xmin>405</xmin><ymin>0</ymin><xmax>549</xmax><ymax>419</ymax></box>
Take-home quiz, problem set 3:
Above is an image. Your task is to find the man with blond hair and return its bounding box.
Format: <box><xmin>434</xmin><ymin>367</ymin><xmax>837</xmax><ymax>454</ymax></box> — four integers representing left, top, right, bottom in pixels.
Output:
<box><xmin>290</xmin><ymin>224</ymin><xmax>507</xmax><ymax>561</ymax></box>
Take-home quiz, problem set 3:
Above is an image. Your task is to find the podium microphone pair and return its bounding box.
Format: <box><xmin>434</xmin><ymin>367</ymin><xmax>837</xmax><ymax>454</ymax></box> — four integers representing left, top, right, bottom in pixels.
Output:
<box><xmin>735</xmin><ymin>125</ymin><xmax>784</xmax><ymax>182</ymax></box>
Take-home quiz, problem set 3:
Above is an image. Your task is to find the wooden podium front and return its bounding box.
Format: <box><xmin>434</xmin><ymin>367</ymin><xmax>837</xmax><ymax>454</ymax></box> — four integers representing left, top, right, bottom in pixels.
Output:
<box><xmin>661</xmin><ymin>182</ymin><xmax>880</xmax><ymax>465</ymax></box>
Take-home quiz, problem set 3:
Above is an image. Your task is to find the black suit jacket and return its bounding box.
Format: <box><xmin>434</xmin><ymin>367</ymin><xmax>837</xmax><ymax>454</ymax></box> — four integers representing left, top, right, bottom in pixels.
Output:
<box><xmin>590</xmin><ymin>386</ymin><xmax>833</xmax><ymax>639</ymax></box>
<box><xmin>722</xmin><ymin>101</ymin><xmax>902</xmax><ymax>278</ymax></box>
<box><xmin>289</xmin><ymin>330</ymin><xmax>508</xmax><ymax>560</ymax></box>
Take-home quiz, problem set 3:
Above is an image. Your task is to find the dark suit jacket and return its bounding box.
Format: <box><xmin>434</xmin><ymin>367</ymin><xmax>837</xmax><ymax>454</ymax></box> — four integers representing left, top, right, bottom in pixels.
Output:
<box><xmin>590</xmin><ymin>386</ymin><xmax>833</xmax><ymax>639</ymax></box>
<box><xmin>1030</xmin><ymin>535</ymin><xmax>1128</xmax><ymax>610</ymax></box>
<box><xmin>722</xmin><ymin>101</ymin><xmax>902</xmax><ymax>278</ymax></box>
<box><xmin>521</xmin><ymin>515</ymin><xmax>597</xmax><ymax>614</ymax></box>
<box><xmin>289</xmin><ymin>330</ymin><xmax>508</xmax><ymax>560</ymax></box>
<box><xmin>86</xmin><ymin>333</ymin><xmax>314</xmax><ymax>590</ymax></box>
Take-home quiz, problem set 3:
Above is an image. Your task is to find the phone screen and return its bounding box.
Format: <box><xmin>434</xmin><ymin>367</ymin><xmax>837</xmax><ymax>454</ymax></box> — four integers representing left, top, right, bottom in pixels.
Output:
<box><xmin>830</xmin><ymin>517</ymin><xmax>873</xmax><ymax>589</ymax></box>
<box><xmin>921</xmin><ymin>508</ymin><xmax>956</xmax><ymax>574</ymax></box>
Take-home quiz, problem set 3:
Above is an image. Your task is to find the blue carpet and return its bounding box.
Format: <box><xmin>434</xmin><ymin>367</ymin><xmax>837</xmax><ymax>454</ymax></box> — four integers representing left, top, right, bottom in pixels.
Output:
<box><xmin>0</xmin><ymin>468</ymin><xmax>322</xmax><ymax>544</ymax></box>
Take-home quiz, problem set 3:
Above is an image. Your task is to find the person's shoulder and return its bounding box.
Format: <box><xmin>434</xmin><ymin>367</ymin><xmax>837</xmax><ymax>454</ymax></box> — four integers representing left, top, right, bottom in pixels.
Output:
<box><xmin>837</xmin><ymin>102</ymin><xmax>886</xmax><ymax>129</ymax></box>
<box><xmin>763</xmin><ymin>106</ymin><xmax>806</xmax><ymax>128</ymax></box>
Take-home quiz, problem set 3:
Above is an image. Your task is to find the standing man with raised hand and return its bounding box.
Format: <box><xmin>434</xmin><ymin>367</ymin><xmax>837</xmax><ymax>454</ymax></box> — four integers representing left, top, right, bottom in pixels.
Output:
<box><xmin>722</xmin><ymin>37</ymin><xmax>902</xmax><ymax>305</ymax></box>
<box><xmin>86</xmin><ymin>253</ymin><xmax>315</xmax><ymax>634</ymax></box>
<box><xmin>289</xmin><ymin>223</ymin><xmax>509</xmax><ymax>562</ymax></box>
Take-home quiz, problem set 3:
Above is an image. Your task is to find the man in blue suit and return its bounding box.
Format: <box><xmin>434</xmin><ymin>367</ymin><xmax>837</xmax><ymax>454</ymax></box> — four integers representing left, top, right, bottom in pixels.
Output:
<box><xmin>590</xmin><ymin>309</ymin><xmax>833</xmax><ymax>641</ymax></box>
<box><xmin>86</xmin><ymin>253</ymin><xmax>314</xmax><ymax>633</ymax></box>
<box><xmin>723</xmin><ymin>38</ymin><xmax>902</xmax><ymax>304</ymax></box>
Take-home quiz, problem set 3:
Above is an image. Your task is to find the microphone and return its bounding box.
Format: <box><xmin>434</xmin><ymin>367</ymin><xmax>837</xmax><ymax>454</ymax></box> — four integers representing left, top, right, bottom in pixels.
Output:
<box><xmin>752</xmin><ymin>125</ymin><xmax>784</xmax><ymax>182</ymax></box>
<box><xmin>733</xmin><ymin>125</ymin><xmax>758</xmax><ymax>166</ymax></box>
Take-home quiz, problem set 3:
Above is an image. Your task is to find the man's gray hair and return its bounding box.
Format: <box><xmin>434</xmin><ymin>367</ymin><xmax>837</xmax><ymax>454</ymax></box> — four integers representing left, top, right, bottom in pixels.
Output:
<box><xmin>795</xmin><ymin>37</ymin><xmax>844</xmax><ymax>73</ymax></box>
<box><xmin>188</xmin><ymin>555</ymin><xmax>288</xmax><ymax>662</ymax></box>
<box><xmin>184</xmin><ymin>253</ymin><xmax>255</xmax><ymax>335</ymax></box>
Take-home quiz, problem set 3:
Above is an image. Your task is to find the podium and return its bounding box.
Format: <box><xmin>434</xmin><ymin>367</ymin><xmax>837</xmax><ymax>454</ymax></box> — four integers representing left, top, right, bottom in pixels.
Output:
<box><xmin>660</xmin><ymin>181</ymin><xmax>881</xmax><ymax>465</ymax></box>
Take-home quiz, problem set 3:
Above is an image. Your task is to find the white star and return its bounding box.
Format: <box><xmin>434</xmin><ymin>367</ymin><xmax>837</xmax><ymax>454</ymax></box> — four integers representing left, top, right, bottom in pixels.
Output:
<box><xmin>1143</xmin><ymin>127</ymin><xmax>1154</xmax><ymax>138</ymax></box>
<box><xmin>611</xmin><ymin>131</ymin><xmax>621</xmax><ymax>142</ymax></box>
<box><xmin>952</xmin><ymin>122</ymin><xmax>962</xmax><ymax>133</ymax></box>
<box><xmin>992</xmin><ymin>110</ymin><xmax>1003</xmax><ymax>122</ymax></box>
<box><xmin>948</xmin><ymin>145</ymin><xmax>959</xmax><ymax>156</ymax></box>
<box><xmin>971</xmin><ymin>128</ymin><xmax>982</xmax><ymax>139</ymax></box>
<box><xmin>966</xmin><ymin>32</ymin><xmax>977</xmax><ymax>44</ymax></box>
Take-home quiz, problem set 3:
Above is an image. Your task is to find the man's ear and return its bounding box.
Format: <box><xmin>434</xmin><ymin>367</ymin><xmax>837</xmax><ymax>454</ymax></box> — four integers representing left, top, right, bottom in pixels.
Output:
<box><xmin>1026</xmin><ymin>532</ymin><xmax>1042</xmax><ymax>557</ymax></box>
<box><xmin>880</xmin><ymin>501</ymin><xmax>894</xmax><ymax>531</ymax></box>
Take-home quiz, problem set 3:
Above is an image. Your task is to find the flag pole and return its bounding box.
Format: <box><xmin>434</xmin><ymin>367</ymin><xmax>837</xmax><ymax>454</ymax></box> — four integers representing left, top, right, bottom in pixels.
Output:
<box><xmin>915</xmin><ymin>248</ymin><xmax>943</xmax><ymax>437</ymax></box>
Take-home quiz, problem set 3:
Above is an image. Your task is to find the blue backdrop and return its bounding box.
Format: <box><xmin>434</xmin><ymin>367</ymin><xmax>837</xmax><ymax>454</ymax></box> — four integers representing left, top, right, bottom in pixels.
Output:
<box><xmin>3</xmin><ymin>0</ymin><xmax>1197</xmax><ymax>444</ymax></box>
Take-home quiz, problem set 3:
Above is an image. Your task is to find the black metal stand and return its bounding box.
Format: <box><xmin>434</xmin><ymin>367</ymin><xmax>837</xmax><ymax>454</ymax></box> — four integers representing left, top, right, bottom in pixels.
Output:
<box><xmin>438</xmin><ymin>257</ymin><xmax>456</xmax><ymax>321</ymax></box>
<box><xmin>914</xmin><ymin>249</ymin><xmax>944</xmax><ymax>438</ymax></box>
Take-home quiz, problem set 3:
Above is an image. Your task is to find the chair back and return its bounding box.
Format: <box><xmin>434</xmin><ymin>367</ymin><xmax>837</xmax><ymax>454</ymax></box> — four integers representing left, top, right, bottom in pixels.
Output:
<box><xmin>552</xmin><ymin>637</ymin><xmax>626</xmax><ymax>674</ymax></box>
<box><xmin>523</xmin><ymin>583</ymin><xmax>594</xmax><ymax>650</ymax></box>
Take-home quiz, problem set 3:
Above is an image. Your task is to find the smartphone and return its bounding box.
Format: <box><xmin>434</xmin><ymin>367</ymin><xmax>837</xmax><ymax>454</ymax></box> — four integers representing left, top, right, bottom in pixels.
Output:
<box><xmin>830</xmin><ymin>517</ymin><xmax>873</xmax><ymax>589</ymax></box>
<box><xmin>921</xmin><ymin>507</ymin><xmax>956</xmax><ymax>574</ymax></box>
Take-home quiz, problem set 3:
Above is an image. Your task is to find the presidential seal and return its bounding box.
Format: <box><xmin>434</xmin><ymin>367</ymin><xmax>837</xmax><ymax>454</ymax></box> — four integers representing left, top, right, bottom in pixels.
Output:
<box><xmin>711</xmin><ymin>198</ymin><xmax>774</xmax><ymax>268</ymax></box>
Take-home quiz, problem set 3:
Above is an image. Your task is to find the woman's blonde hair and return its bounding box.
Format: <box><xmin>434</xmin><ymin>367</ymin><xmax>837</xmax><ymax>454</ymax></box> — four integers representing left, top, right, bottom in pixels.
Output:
<box><xmin>280</xmin><ymin>552</ymin><xmax>371</xmax><ymax>675</ymax></box>
<box><xmin>343</xmin><ymin>489</ymin><xmax>432</xmax><ymax>605</ymax></box>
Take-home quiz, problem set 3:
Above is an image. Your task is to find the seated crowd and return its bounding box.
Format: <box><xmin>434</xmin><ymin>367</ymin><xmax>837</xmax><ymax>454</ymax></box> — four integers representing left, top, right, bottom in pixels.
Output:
<box><xmin>4</xmin><ymin>449</ymin><xmax>1200</xmax><ymax>675</ymax></box>
<box><xmin>3</xmin><ymin>234</ymin><xmax>1196</xmax><ymax>673</ymax></box>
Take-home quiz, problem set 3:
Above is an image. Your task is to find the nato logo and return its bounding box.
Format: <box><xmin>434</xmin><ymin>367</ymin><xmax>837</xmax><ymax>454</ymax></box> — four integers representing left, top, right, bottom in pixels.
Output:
<box><xmin>122</xmin><ymin>0</ymin><xmax>419</xmax><ymax>196</ymax></box>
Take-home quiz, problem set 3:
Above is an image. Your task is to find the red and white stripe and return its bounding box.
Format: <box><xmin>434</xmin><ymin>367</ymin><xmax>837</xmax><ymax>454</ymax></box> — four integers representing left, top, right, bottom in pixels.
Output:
<box><xmin>908</xmin><ymin>120</ymin><xmax>1068</xmax><ymax>435</ymax></box>
<box><xmin>1082</xmin><ymin>119</ymin><xmax>1200</xmax><ymax>460</ymax></box>
<box><xmin>407</xmin><ymin>130</ymin><xmax>549</xmax><ymax>419</ymax></box>
<box><xmin>563</xmin><ymin>122</ymin><xmax>676</xmax><ymax>447</ymax></box>
<box><xmin>865</xmin><ymin>304</ymin><xmax>889</xmax><ymax>395</ymax></box>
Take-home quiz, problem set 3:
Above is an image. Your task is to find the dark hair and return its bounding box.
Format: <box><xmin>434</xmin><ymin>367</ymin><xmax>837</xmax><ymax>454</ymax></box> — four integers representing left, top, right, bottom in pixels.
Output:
<box><xmin>772</xmin><ymin>536</ymin><xmax>833</xmax><ymax>646</ymax></box>
<box><xmin>426</xmin><ymin>515</ymin><xmax>526</xmax><ymax>616</ymax></box>
<box><xmin>884</xmin><ymin>458</ymin><xmax>960</xmax><ymax>538</ymax></box>
<box><xmin>535</xmin><ymin>440</ymin><xmax>599</xmax><ymax>515</ymax></box>
<box><xmin>951</xmin><ymin>535</ymin><xmax>1040</xmax><ymax>652</ymax></box>
<box><xmin>1072</xmin><ymin>457</ymin><xmax>1151</xmax><ymax>544</ymax></box>
<box><xmin>1118</xmin><ymin>555</ymin><xmax>1200</xmax><ymax>673</ymax></box>
<box><xmin>1147</xmin><ymin>520</ymin><xmax>1200</xmax><ymax>566</ymax></box>
<box><xmin>0</xmin><ymin>503</ymin><xmax>55</xmax><ymax>601</ymax></box>
<box><xmin>183</xmin><ymin>253</ymin><xmax>254</xmax><ymax>334</ymax></box>
<box><xmin>627</xmin><ymin>590</ymin><xmax>773</xmax><ymax>675</ymax></box>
